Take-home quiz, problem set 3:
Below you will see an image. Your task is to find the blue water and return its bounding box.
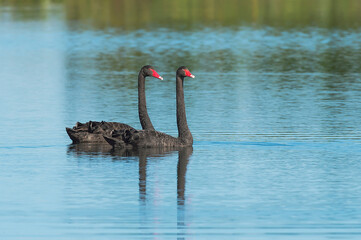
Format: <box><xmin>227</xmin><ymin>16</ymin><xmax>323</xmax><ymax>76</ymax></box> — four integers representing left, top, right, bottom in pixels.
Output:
<box><xmin>1</xmin><ymin>2</ymin><xmax>361</xmax><ymax>239</ymax></box>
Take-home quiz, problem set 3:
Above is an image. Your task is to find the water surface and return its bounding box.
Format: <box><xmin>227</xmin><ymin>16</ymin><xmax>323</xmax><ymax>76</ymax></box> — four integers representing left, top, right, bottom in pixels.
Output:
<box><xmin>1</xmin><ymin>1</ymin><xmax>361</xmax><ymax>239</ymax></box>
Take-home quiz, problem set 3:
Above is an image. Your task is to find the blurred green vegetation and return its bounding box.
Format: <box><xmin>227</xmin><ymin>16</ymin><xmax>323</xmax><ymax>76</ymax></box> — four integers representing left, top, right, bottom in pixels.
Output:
<box><xmin>1</xmin><ymin>0</ymin><xmax>361</xmax><ymax>29</ymax></box>
<box><xmin>64</xmin><ymin>0</ymin><xmax>361</xmax><ymax>29</ymax></box>
<box><xmin>1</xmin><ymin>0</ymin><xmax>360</xmax><ymax>76</ymax></box>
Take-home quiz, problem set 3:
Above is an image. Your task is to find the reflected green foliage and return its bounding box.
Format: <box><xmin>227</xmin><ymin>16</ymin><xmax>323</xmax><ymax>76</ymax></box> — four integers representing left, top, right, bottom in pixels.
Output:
<box><xmin>2</xmin><ymin>0</ymin><xmax>361</xmax><ymax>29</ymax></box>
<box><xmin>0</xmin><ymin>0</ymin><xmax>63</xmax><ymax>21</ymax></box>
<box><xmin>63</xmin><ymin>0</ymin><xmax>361</xmax><ymax>30</ymax></box>
<box><xmin>1</xmin><ymin>0</ymin><xmax>361</xmax><ymax>78</ymax></box>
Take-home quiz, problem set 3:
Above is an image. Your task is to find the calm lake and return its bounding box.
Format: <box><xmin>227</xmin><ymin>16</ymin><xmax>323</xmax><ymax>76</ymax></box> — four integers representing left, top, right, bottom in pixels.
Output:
<box><xmin>1</xmin><ymin>0</ymin><xmax>361</xmax><ymax>239</ymax></box>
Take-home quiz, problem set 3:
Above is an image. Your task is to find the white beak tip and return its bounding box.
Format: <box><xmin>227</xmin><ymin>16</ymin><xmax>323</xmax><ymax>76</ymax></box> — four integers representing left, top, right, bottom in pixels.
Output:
<box><xmin>159</xmin><ymin>76</ymin><xmax>164</xmax><ymax>80</ymax></box>
<box><xmin>190</xmin><ymin>74</ymin><xmax>195</xmax><ymax>78</ymax></box>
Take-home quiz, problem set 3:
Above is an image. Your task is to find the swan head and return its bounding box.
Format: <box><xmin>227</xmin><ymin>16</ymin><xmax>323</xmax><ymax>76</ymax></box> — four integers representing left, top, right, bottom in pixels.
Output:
<box><xmin>142</xmin><ymin>65</ymin><xmax>163</xmax><ymax>80</ymax></box>
<box><xmin>177</xmin><ymin>66</ymin><xmax>195</xmax><ymax>78</ymax></box>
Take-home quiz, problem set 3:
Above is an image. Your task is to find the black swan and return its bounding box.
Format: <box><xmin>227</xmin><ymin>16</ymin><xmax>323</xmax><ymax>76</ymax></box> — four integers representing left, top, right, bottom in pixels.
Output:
<box><xmin>104</xmin><ymin>66</ymin><xmax>195</xmax><ymax>148</ymax></box>
<box><xmin>66</xmin><ymin>65</ymin><xmax>163</xmax><ymax>144</ymax></box>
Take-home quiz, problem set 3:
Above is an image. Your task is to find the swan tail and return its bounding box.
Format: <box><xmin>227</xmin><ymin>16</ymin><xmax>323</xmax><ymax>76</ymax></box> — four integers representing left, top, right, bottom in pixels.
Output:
<box><xmin>66</xmin><ymin>127</ymin><xmax>81</xmax><ymax>144</ymax></box>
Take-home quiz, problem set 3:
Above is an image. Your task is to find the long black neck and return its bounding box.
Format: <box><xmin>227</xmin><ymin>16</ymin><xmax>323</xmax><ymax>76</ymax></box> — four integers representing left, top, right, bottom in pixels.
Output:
<box><xmin>176</xmin><ymin>75</ymin><xmax>193</xmax><ymax>145</ymax></box>
<box><xmin>138</xmin><ymin>72</ymin><xmax>155</xmax><ymax>130</ymax></box>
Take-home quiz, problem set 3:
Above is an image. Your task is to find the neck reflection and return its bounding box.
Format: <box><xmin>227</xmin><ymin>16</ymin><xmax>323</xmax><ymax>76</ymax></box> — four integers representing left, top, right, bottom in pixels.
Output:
<box><xmin>138</xmin><ymin>150</ymin><xmax>147</xmax><ymax>203</ymax></box>
<box><xmin>136</xmin><ymin>147</ymin><xmax>193</xmax><ymax>205</ymax></box>
<box><xmin>177</xmin><ymin>147</ymin><xmax>193</xmax><ymax>205</ymax></box>
<box><xmin>177</xmin><ymin>147</ymin><xmax>193</xmax><ymax>236</ymax></box>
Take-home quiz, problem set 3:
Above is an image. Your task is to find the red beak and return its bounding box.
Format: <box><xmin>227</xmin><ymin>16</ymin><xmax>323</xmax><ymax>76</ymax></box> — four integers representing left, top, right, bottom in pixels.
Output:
<box><xmin>184</xmin><ymin>69</ymin><xmax>195</xmax><ymax>78</ymax></box>
<box><xmin>151</xmin><ymin>69</ymin><xmax>163</xmax><ymax>80</ymax></box>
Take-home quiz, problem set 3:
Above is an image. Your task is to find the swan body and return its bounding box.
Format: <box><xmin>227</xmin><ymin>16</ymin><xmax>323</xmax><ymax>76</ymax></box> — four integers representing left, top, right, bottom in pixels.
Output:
<box><xmin>104</xmin><ymin>129</ymin><xmax>190</xmax><ymax>148</ymax></box>
<box><xmin>66</xmin><ymin>65</ymin><xmax>163</xmax><ymax>144</ymax></box>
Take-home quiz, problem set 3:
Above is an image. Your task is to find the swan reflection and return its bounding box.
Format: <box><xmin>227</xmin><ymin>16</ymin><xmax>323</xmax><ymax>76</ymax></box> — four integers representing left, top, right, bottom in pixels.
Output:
<box><xmin>67</xmin><ymin>144</ymin><xmax>193</xmax><ymax>235</ymax></box>
<box><xmin>67</xmin><ymin>144</ymin><xmax>192</xmax><ymax>204</ymax></box>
